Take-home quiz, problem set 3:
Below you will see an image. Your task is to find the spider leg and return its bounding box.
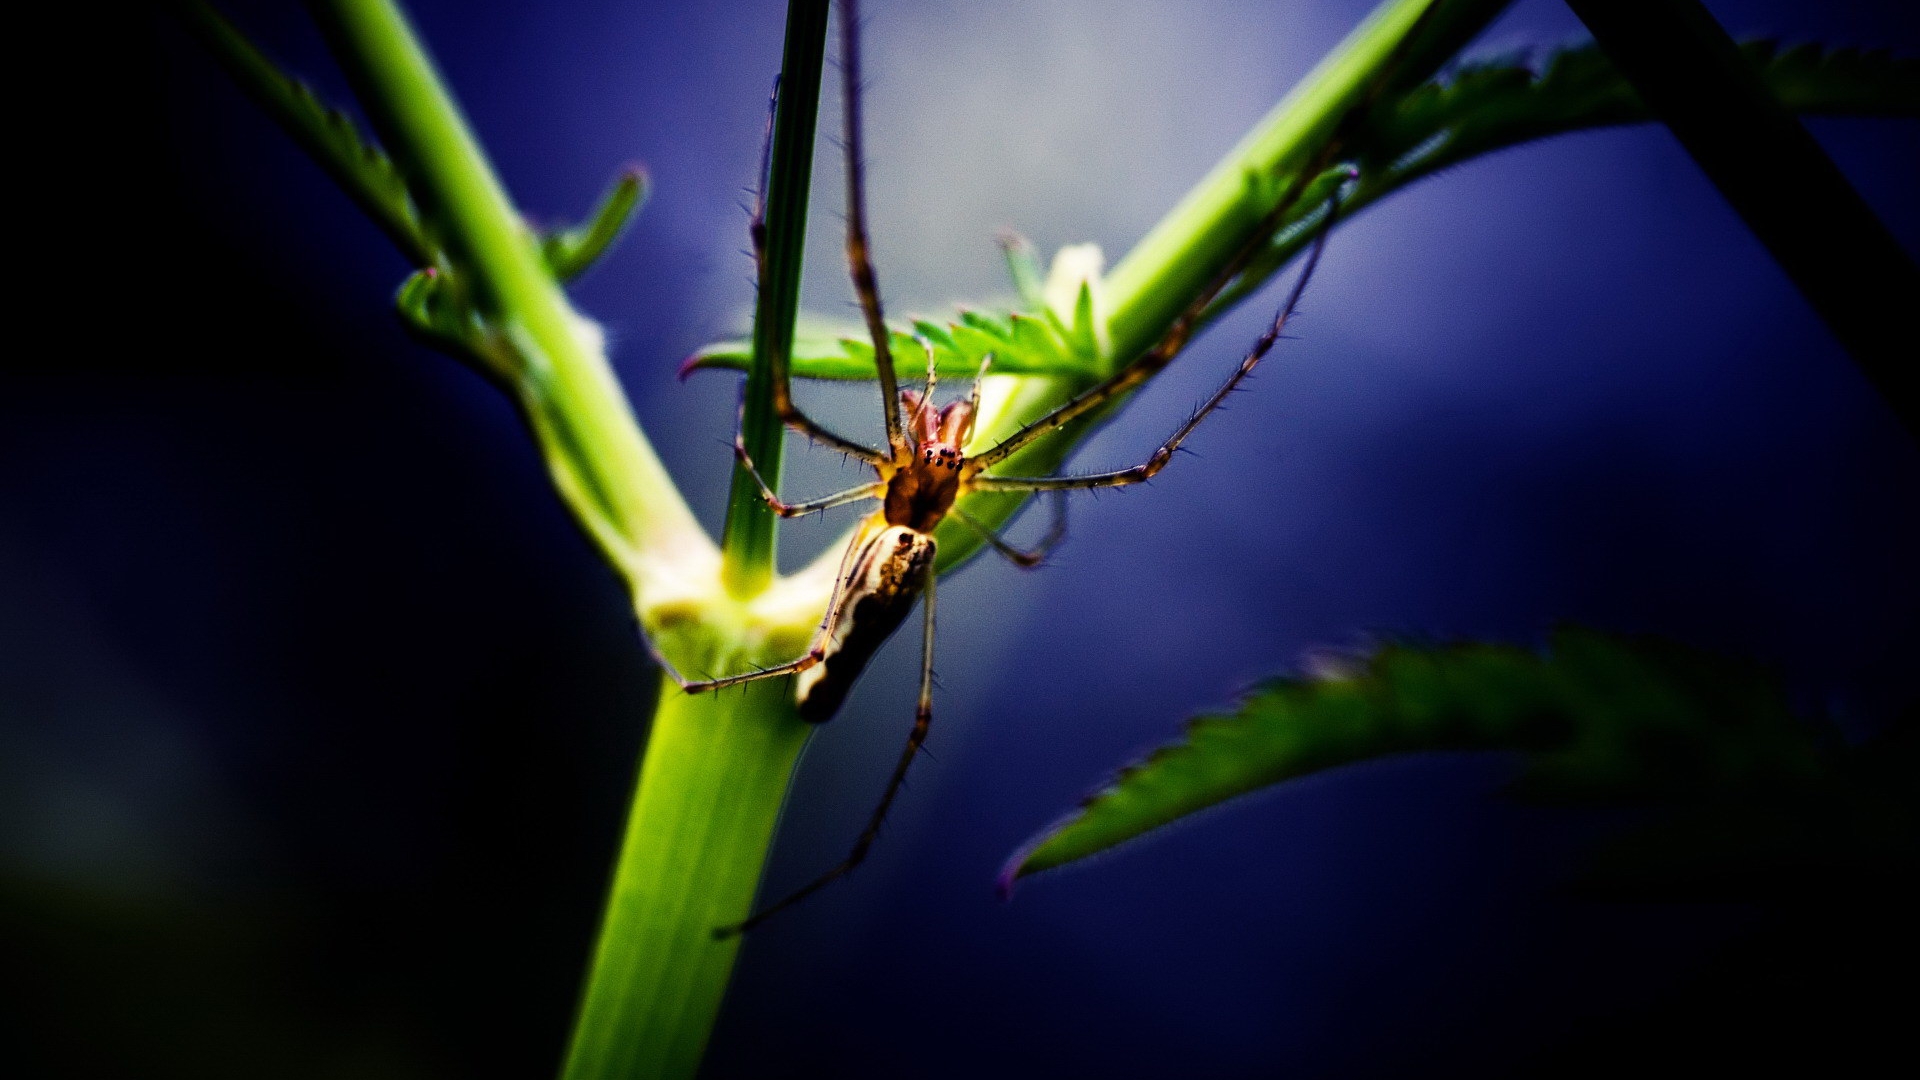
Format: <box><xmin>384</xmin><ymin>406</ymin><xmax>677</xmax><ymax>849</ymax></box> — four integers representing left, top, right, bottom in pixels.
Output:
<box><xmin>969</xmin><ymin>173</ymin><xmax>1350</xmax><ymax>474</ymax></box>
<box><xmin>679</xmin><ymin>526</ymin><xmax>867</xmax><ymax>694</ymax></box>
<box><xmin>918</xmin><ymin>337</ymin><xmax>937</xmax><ymax>418</ymax></box>
<box><xmin>775</xmin><ymin>395</ymin><xmax>888</xmax><ymax>464</ymax></box>
<box><xmin>838</xmin><ymin>0</ymin><xmax>909</xmax><ymax>459</ymax></box>
<box><xmin>950</xmin><ymin>493</ymin><xmax>1066</xmax><ymax>568</ymax></box>
<box><xmin>733</xmin><ymin>437</ymin><xmax>882</xmax><ymax>518</ymax></box>
<box><xmin>963</xmin><ymin>352</ymin><xmax>994</xmax><ymax>434</ymax></box>
<box><xmin>970</xmin><ymin>203</ymin><xmax>1336</xmax><ymax>493</ymax></box>
<box><xmin>718</xmin><ymin>571</ymin><xmax>937</xmax><ymax>937</ymax></box>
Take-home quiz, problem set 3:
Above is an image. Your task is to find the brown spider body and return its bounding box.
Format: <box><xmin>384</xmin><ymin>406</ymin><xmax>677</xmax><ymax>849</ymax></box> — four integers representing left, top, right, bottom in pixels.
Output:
<box><xmin>798</xmin><ymin>390</ymin><xmax>975</xmax><ymax>721</ymax></box>
<box><xmin>882</xmin><ymin>390</ymin><xmax>976</xmax><ymax>532</ymax></box>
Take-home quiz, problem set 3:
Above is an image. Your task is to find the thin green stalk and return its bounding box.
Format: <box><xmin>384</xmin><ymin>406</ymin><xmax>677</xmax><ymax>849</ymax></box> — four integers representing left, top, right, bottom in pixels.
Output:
<box><xmin>310</xmin><ymin>0</ymin><xmax>706</xmax><ymax>577</ymax></box>
<box><xmin>722</xmin><ymin>0</ymin><xmax>832</xmax><ymax>596</ymax></box>
<box><xmin>561</xmin><ymin>677</ymin><xmax>811</xmax><ymax>1080</ymax></box>
<box><xmin>1564</xmin><ymin>0</ymin><xmax>1920</xmax><ymax>437</ymax></box>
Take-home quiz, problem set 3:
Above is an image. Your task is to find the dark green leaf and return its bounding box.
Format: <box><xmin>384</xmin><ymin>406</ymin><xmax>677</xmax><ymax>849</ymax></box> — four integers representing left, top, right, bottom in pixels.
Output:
<box><xmin>1002</xmin><ymin>630</ymin><xmax>1832</xmax><ymax>889</ymax></box>
<box><xmin>1359</xmin><ymin>39</ymin><xmax>1920</xmax><ymax>184</ymax></box>
<box><xmin>178</xmin><ymin>1</ymin><xmax>432</xmax><ymax>265</ymax></box>
<box><xmin>1580</xmin><ymin>719</ymin><xmax>1920</xmax><ymax>899</ymax></box>
<box><xmin>1206</xmin><ymin>40</ymin><xmax>1920</xmax><ymax>324</ymax></box>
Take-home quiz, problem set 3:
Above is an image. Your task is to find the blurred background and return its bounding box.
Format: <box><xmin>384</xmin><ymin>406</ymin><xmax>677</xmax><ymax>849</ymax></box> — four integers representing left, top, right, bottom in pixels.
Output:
<box><xmin>4</xmin><ymin>1</ymin><xmax>1917</xmax><ymax>1076</ymax></box>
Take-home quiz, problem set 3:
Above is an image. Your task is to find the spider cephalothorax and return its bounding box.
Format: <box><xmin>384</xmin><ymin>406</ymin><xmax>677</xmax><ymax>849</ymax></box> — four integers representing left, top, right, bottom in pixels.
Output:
<box><xmin>883</xmin><ymin>389</ymin><xmax>975</xmax><ymax>532</ymax></box>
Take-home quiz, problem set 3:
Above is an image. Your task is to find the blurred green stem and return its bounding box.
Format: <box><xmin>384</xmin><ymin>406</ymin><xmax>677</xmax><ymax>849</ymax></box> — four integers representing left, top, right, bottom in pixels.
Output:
<box><xmin>310</xmin><ymin>0</ymin><xmax>706</xmax><ymax>578</ymax></box>
<box><xmin>1564</xmin><ymin>0</ymin><xmax>1920</xmax><ymax>437</ymax></box>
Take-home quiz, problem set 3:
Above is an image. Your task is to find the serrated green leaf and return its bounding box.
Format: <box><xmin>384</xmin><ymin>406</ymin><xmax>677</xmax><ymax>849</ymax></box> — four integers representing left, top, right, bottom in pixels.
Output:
<box><xmin>1360</xmin><ymin>39</ymin><xmax>1920</xmax><ymax>185</ymax></box>
<box><xmin>542</xmin><ymin>169</ymin><xmax>649</xmax><ymax>280</ymax></box>
<box><xmin>911</xmin><ymin>319</ymin><xmax>958</xmax><ymax>354</ymax></box>
<box><xmin>681</xmin><ymin>310</ymin><xmax>1099</xmax><ymax>380</ymax></box>
<box><xmin>180</xmin><ymin>1</ymin><xmax>432</xmax><ymax>265</ymax></box>
<box><xmin>957</xmin><ymin>308</ymin><xmax>1004</xmax><ymax>336</ymax></box>
<box><xmin>1005</xmin><ymin>312</ymin><xmax>1067</xmax><ymax>366</ymax></box>
<box><xmin>1003</xmin><ymin>629</ymin><xmax>1832</xmax><ymax>888</ymax></box>
<box><xmin>1203</xmin><ymin>40</ymin><xmax>1920</xmax><ymax>327</ymax></box>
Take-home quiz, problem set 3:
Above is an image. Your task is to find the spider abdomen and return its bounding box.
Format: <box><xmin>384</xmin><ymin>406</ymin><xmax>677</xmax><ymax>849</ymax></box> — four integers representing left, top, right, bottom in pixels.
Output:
<box><xmin>795</xmin><ymin>525</ymin><xmax>936</xmax><ymax>723</ymax></box>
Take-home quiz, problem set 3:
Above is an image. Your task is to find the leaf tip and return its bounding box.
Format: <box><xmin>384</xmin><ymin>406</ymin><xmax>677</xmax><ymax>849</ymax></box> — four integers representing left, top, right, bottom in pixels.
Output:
<box><xmin>998</xmin><ymin>817</ymin><xmax>1069</xmax><ymax>898</ymax></box>
<box><xmin>995</xmin><ymin>850</ymin><xmax>1030</xmax><ymax>900</ymax></box>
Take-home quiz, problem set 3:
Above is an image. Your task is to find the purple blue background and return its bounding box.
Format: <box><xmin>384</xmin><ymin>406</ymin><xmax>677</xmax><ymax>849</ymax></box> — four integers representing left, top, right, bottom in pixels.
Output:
<box><xmin>5</xmin><ymin>1</ymin><xmax>1918</xmax><ymax>1076</ymax></box>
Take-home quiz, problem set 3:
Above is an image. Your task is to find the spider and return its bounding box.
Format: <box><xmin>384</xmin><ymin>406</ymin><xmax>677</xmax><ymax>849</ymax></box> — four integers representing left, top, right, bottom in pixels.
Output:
<box><xmin>682</xmin><ymin>0</ymin><xmax>1345</xmax><ymax>937</ymax></box>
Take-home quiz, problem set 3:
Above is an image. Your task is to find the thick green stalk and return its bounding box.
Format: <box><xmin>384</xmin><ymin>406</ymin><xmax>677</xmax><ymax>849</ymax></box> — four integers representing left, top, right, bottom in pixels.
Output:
<box><xmin>722</xmin><ymin>0</ymin><xmax>831</xmax><ymax>595</ymax></box>
<box><xmin>561</xmin><ymin>676</ymin><xmax>811</xmax><ymax>1080</ymax></box>
<box><xmin>311</xmin><ymin>0</ymin><xmax>706</xmax><ymax>576</ymax></box>
<box><xmin>1101</xmin><ymin>0</ymin><xmax>1509</xmax><ymax>365</ymax></box>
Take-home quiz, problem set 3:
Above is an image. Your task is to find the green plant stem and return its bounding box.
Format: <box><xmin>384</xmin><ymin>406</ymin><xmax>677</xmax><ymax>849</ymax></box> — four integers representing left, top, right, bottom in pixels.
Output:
<box><xmin>906</xmin><ymin>0</ymin><xmax>1512</xmax><ymax>572</ymax></box>
<box><xmin>1563</xmin><ymin>0</ymin><xmax>1920</xmax><ymax>437</ymax></box>
<box><xmin>310</xmin><ymin>0</ymin><xmax>706</xmax><ymax>578</ymax></box>
<box><xmin>1100</xmin><ymin>0</ymin><xmax>1508</xmax><ymax>365</ymax></box>
<box><xmin>561</xmin><ymin>677</ymin><xmax>811</xmax><ymax>1080</ymax></box>
<box><xmin>722</xmin><ymin>0</ymin><xmax>831</xmax><ymax>596</ymax></box>
<box><xmin>179</xmin><ymin>0</ymin><xmax>431</xmax><ymax>263</ymax></box>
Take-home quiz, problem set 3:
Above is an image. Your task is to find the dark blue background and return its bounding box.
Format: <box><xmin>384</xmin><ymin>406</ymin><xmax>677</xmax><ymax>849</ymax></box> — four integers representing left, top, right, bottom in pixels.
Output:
<box><xmin>5</xmin><ymin>1</ymin><xmax>1917</xmax><ymax>1076</ymax></box>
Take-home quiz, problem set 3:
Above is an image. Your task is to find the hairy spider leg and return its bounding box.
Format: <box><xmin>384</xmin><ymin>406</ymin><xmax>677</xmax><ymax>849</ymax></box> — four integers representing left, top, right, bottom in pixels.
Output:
<box><xmin>915</xmin><ymin>336</ymin><xmax>938</xmax><ymax>424</ymax></box>
<box><xmin>718</xmin><ymin>570</ymin><xmax>938</xmax><ymax>938</ymax></box>
<box><xmin>963</xmin><ymin>352</ymin><xmax>994</xmax><ymax>437</ymax></box>
<box><xmin>839</xmin><ymin>0</ymin><xmax>909</xmax><ymax>461</ymax></box>
<box><xmin>732</xmin><ymin>435</ymin><xmax>883</xmax><ymax>518</ymax></box>
<box><xmin>678</xmin><ymin>519</ymin><xmax>872</xmax><ymax>695</ymax></box>
<box><xmin>966</xmin><ymin>172</ymin><xmax>1352</xmax><ymax>476</ymax></box>
<box><xmin>967</xmin><ymin>182</ymin><xmax>1346</xmax><ymax>491</ymax></box>
<box><xmin>950</xmin><ymin>492</ymin><xmax>1067</xmax><ymax>568</ymax></box>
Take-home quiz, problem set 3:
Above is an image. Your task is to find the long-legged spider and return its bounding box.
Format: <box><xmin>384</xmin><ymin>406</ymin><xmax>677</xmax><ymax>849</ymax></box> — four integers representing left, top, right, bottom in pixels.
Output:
<box><xmin>683</xmin><ymin>0</ymin><xmax>1345</xmax><ymax>936</ymax></box>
